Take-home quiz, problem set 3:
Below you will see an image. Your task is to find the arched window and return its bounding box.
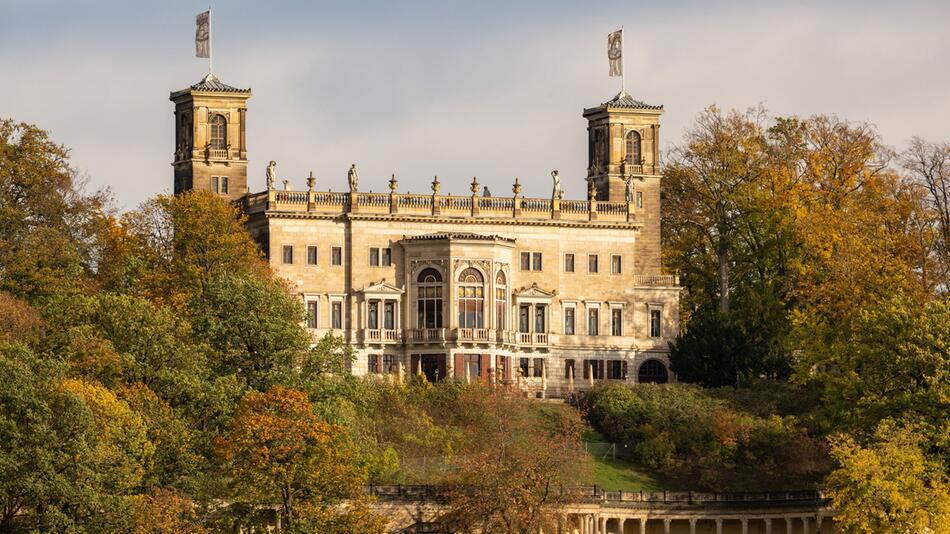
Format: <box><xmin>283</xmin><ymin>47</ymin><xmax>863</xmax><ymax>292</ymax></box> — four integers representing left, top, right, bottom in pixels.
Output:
<box><xmin>625</xmin><ymin>130</ymin><xmax>642</xmax><ymax>165</ymax></box>
<box><xmin>638</xmin><ymin>359</ymin><xmax>668</xmax><ymax>384</ymax></box>
<box><xmin>495</xmin><ymin>271</ymin><xmax>507</xmax><ymax>331</ymax></box>
<box><xmin>457</xmin><ymin>268</ymin><xmax>484</xmax><ymax>329</ymax></box>
<box><xmin>210</xmin><ymin>114</ymin><xmax>227</xmax><ymax>150</ymax></box>
<box><xmin>416</xmin><ymin>268</ymin><xmax>443</xmax><ymax>329</ymax></box>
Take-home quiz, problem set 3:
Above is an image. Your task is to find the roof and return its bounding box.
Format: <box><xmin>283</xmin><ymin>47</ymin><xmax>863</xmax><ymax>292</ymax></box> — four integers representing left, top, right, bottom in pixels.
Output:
<box><xmin>170</xmin><ymin>74</ymin><xmax>250</xmax><ymax>98</ymax></box>
<box><xmin>584</xmin><ymin>91</ymin><xmax>663</xmax><ymax>114</ymax></box>
<box><xmin>402</xmin><ymin>232</ymin><xmax>515</xmax><ymax>243</ymax></box>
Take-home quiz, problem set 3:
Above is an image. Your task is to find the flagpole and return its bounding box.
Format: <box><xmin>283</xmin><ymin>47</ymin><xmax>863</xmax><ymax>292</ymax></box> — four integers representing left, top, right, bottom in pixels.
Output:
<box><xmin>208</xmin><ymin>6</ymin><xmax>213</xmax><ymax>76</ymax></box>
<box><xmin>620</xmin><ymin>25</ymin><xmax>625</xmax><ymax>94</ymax></box>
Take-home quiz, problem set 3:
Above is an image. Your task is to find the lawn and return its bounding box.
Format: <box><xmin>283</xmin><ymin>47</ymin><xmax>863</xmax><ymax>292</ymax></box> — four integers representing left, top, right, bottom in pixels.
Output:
<box><xmin>589</xmin><ymin>456</ymin><xmax>661</xmax><ymax>492</ymax></box>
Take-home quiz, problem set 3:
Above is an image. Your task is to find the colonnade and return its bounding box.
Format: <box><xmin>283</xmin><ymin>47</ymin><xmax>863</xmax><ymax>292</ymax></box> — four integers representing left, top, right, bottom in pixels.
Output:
<box><xmin>558</xmin><ymin>513</ymin><xmax>827</xmax><ymax>534</ymax></box>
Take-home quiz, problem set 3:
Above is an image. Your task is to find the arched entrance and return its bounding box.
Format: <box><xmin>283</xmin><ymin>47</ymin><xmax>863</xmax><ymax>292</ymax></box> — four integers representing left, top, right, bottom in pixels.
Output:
<box><xmin>637</xmin><ymin>359</ymin><xmax>669</xmax><ymax>384</ymax></box>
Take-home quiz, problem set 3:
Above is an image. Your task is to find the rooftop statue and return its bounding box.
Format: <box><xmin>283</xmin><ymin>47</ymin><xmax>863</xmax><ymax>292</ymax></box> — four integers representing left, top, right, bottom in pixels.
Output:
<box><xmin>266</xmin><ymin>160</ymin><xmax>277</xmax><ymax>190</ymax></box>
<box><xmin>348</xmin><ymin>164</ymin><xmax>359</xmax><ymax>192</ymax></box>
<box><xmin>551</xmin><ymin>170</ymin><xmax>564</xmax><ymax>200</ymax></box>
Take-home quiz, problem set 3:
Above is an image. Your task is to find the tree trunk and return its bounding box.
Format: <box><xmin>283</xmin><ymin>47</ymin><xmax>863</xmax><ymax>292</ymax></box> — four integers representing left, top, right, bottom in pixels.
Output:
<box><xmin>281</xmin><ymin>484</ymin><xmax>293</xmax><ymax>529</ymax></box>
<box><xmin>718</xmin><ymin>242</ymin><xmax>731</xmax><ymax>315</ymax></box>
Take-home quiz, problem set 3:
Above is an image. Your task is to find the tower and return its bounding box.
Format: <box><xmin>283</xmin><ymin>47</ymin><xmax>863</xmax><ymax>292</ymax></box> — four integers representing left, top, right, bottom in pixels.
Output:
<box><xmin>583</xmin><ymin>91</ymin><xmax>664</xmax><ymax>272</ymax></box>
<box><xmin>582</xmin><ymin>91</ymin><xmax>663</xmax><ymax>202</ymax></box>
<box><xmin>170</xmin><ymin>74</ymin><xmax>251</xmax><ymax>200</ymax></box>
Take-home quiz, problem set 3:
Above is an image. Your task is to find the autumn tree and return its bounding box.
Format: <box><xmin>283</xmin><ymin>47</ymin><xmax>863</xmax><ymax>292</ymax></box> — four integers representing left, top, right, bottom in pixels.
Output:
<box><xmin>439</xmin><ymin>388</ymin><xmax>589</xmax><ymax>534</ymax></box>
<box><xmin>826</xmin><ymin>421</ymin><xmax>950</xmax><ymax>533</ymax></box>
<box><xmin>0</xmin><ymin>119</ymin><xmax>109</xmax><ymax>301</ymax></box>
<box><xmin>901</xmin><ymin>137</ymin><xmax>950</xmax><ymax>291</ymax></box>
<box><xmin>215</xmin><ymin>386</ymin><xmax>382</xmax><ymax>533</ymax></box>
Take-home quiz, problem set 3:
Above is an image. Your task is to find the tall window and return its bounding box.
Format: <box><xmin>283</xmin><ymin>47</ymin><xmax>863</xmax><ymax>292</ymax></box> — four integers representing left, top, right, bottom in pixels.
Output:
<box><xmin>519</xmin><ymin>357</ymin><xmax>529</xmax><ymax>377</ymax></box>
<box><xmin>611</xmin><ymin>255</ymin><xmax>622</xmax><ymax>274</ymax></box>
<box><xmin>384</xmin><ymin>301</ymin><xmax>395</xmax><ymax>330</ymax></box>
<box><xmin>282</xmin><ymin>245</ymin><xmax>293</xmax><ymax>264</ymax></box>
<box><xmin>220</xmin><ymin>176</ymin><xmax>228</xmax><ymax>194</ymax></box>
<box><xmin>588</xmin><ymin>308</ymin><xmax>600</xmax><ymax>336</ymax></box>
<box><xmin>611</xmin><ymin>308</ymin><xmax>623</xmax><ymax>336</ymax></box>
<box><xmin>307</xmin><ymin>246</ymin><xmax>318</xmax><ymax>265</ymax></box>
<box><xmin>625</xmin><ymin>130</ymin><xmax>641</xmax><ymax>165</ymax></box>
<box><xmin>211</xmin><ymin>176</ymin><xmax>219</xmax><ymax>193</ymax></box>
<box><xmin>519</xmin><ymin>305</ymin><xmax>530</xmax><ymax>333</ymax></box>
<box><xmin>381</xmin><ymin>248</ymin><xmax>392</xmax><ymax>266</ymax></box>
<box><xmin>520</xmin><ymin>252</ymin><xmax>531</xmax><ymax>270</ymax></box>
<box><xmin>368</xmin><ymin>301</ymin><xmax>379</xmax><ymax>330</ymax></box>
<box><xmin>495</xmin><ymin>271</ymin><xmax>507</xmax><ymax>331</ymax></box>
<box><xmin>457</xmin><ymin>268</ymin><xmax>484</xmax><ymax>329</ymax></box>
<box><xmin>331</xmin><ymin>246</ymin><xmax>342</xmax><ymax>266</ymax></box>
<box><xmin>417</xmin><ymin>268</ymin><xmax>443</xmax><ymax>329</ymax></box>
<box><xmin>636</xmin><ymin>191</ymin><xmax>643</xmax><ymax>209</ymax></box>
<box><xmin>534</xmin><ymin>304</ymin><xmax>546</xmax><ymax>333</ymax></box>
<box><xmin>210</xmin><ymin>114</ymin><xmax>227</xmax><ymax>150</ymax></box>
<box><xmin>650</xmin><ymin>309</ymin><xmax>662</xmax><ymax>338</ymax></box>
<box><xmin>369</xmin><ymin>248</ymin><xmax>380</xmax><ymax>266</ymax></box>
<box><xmin>331</xmin><ymin>302</ymin><xmax>342</xmax><ymax>329</ymax></box>
<box><xmin>564</xmin><ymin>358</ymin><xmax>576</xmax><ymax>379</ymax></box>
<box><xmin>306</xmin><ymin>301</ymin><xmax>318</xmax><ymax>329</ymax></box>
<box><xmin>564</xmin><ymin>253</ymin><xmax>575</xmax><ymax>273</ymax></box>
<box><xmin>533</xmin><ymin>358</ymin><xmax>544</xmax><ymax>378</ymax></box>
<box><xmin>564</xmin><ymin>307</ymin><xmax>576</xmax><ymax>335</ymax></box>
<box><xmin>588</xmin><ymin>254</ymin><xmax>599</xmax><ymax>273</ymax></box>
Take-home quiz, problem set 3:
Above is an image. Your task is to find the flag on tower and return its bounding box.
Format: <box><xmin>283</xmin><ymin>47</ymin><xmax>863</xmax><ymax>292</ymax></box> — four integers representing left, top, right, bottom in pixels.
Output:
<box><xmin>607</xmin><ymin>28</ymin><xmax>623</xmax><ymax>77</ymax></box>
<box><xmin>196</xmin><ymin>10</ymin><xmax>210</xmax><ymax>58</ymax></box>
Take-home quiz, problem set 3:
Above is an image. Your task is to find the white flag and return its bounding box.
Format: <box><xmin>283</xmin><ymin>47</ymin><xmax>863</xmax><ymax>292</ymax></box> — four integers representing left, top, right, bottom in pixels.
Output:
<box><xmin>196</xmin><ymin>11</ymin><xmax>210</xmax><ymax>58</ymax></box>
<box><xmin>608</xmin><ymin>29</ymin><xmax>622</xmax><ymax>77</ymax></box>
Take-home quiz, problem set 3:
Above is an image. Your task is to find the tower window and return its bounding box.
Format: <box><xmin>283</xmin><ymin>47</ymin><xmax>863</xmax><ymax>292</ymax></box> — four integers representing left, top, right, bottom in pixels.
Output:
<box><xmin>220</xmin><ymin>176</ymin><xmax>228</xmax><ymax>194</ymax></box>
<box><xmin>210</xmin><ymin>114</ymin><xmax>227</xmax><ymax>150</ymax></box>
<box><xmin>626</xmin><ymin>130</ymin><xmax>642</xmax><ymax>165</ymax></box>
<box><xmin>650</xmin><ymin>309</ymin><xmax>662</xmax><ymax>338</ymax></box>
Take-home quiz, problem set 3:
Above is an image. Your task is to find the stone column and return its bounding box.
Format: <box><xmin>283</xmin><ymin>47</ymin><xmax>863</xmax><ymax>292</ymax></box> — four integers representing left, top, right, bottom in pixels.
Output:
<box><xmin>689</xmin><ymin>519</ymin><xmax>697</xmax><ymax>534</ymax></box>
<box><xmin>802</xmin><ymin>516</ymin><xmax>810</xmax><ymax>534</ymax></box>
<box><xmin>741</xmin><ymin>518</ymin><xmax>748</xmax><ymax>534</ymax></box>
<box><xmin>785</xmin><ymin>517</ymin><xmax>794</xmax><ymax>534</ymax></box>
<box><xmin>638</xmin><ymin>518</ymin><xmax>646</xmax><ymax>534</ymax></box>
<box><xmin>764</xmin><ymin>518</ymin><xmax>772</xmax><ymax>534</ymax></box>
<box><xmin>715</xmin><ymin>519</ymin><xmax>723</xmax><ymax>534</ymax></box>
<box><xmin>619</xmin><ymin>517</ymin><xmax>626</xmax><ymax>534</ymax></box>
<box><xmin>663</xmin><ymin>518</ymin><xmax>671</xmax><ymax>534</ymax></box>
<box><xmin>599</xmin><ymin>516</ymin><xmax>606</xmax><ymax>534</ymax></box>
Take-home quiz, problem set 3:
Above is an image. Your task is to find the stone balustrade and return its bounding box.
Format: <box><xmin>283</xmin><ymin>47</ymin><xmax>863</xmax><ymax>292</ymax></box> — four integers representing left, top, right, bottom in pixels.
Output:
<box><xmin>242</xmin><ymin>188</ymin><xmax>641</xmax><ymax>224</ymax></box>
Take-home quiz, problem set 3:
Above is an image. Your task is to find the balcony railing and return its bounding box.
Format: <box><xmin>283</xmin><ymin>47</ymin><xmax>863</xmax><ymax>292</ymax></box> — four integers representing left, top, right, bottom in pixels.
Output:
<box><xmin>363</xmin><ymin>329</ymin><xmax>400</xmax><ymax>343</ymax></box>
<box><xmin>516</xmin><ymin>332</ymin><xmax>550</xmax><ymax>346</ymax></box>
<box><xmin>455</xmin><ymin>328</ymin><xmax>492</xmax><ymax>342</ymax></box>
<box><xmin>631</xmin><ymin>274</ymin><xmax>680</xmax><ymax>286</ymax></box>
<box><xmin>405</xmin><ymin>328</ymin><xmax>447</xmax><ymax>343</ymax></box>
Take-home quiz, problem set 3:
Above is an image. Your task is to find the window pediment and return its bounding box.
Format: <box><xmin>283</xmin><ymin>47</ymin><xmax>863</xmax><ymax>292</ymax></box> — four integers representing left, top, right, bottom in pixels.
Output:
<box><xmin>359</xmin><ymin>280</ymin><xmax>404</xmax><ymax>296</ymax></box>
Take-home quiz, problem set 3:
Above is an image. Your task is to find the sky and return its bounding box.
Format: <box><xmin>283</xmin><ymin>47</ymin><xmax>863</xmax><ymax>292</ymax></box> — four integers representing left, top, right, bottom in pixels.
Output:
<box><xmin>2</xmin><ymin>0</ymin><xmax>949</xmax><ymax>210</ymax></box>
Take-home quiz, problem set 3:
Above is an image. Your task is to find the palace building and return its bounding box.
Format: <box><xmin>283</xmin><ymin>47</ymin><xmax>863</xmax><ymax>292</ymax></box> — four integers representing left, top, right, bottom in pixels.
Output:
<box><xmin>170</xmin><ymin>73</ymin><xmax>680</xmax><ymax>396</ymax></box>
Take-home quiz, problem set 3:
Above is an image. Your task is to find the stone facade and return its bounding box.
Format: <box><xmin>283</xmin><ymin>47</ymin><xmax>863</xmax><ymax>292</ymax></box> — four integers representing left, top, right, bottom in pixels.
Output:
<box><xmin>171</xmin><ymin>77</ymin><xmax>681</xmax><ymax>397</ymax></box>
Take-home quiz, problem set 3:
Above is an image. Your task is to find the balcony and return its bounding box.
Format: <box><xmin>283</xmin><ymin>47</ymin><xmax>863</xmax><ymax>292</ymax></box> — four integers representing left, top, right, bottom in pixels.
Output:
<box><xmin>455</xmin><ymin>328</ymin><xmax>492</xmax><ymax>343</ymax></box>
<box><xmin>517</xmin><ymin>332</ymin><xmax>550</xmax><ymax>347</ymax></box>
<box><xmin>405</xmin><ymin>328</ymin><xmax>447</xmax><ymax>344</ymax></box>
<box><xmin>362</xmin><ymin>329</ymin><xmax>400</xmax><ymax>344</ymax></box>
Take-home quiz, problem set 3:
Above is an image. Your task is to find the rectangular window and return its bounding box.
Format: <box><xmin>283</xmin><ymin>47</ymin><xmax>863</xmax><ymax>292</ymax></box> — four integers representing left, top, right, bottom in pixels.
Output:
<box><xmin>588</xmin><ymin>254</ymin><xmax>599</xmax><ymax>273</ymax></box>
<box><xmin>650</xmin><ymin>309</ymin><xmax>662</xmax><ymax>338</ymax></box>
<box><xmin>331</xmin><ymin>246</ymin><xmax>342</xmax><ymax>266</ymax></box>
<box><xmin>520</xmin><ymin>252</ymin><xmax>531</xmax><ymax>270</ymax></box>
<box><xmin>384</xmin><ymin>301</ymin><xmax>395</xmax><ymax>330</ymax></box>
<box><xmin>564</xmin><ymin>253</ymin><xmax>575</xmax><ymax>273</ymax></box>
<box><xmin>588</xmin><ymin>308</ymin><xmax>599</xmax><ymax>336</ymax></box>
<box><xmin>331</xmin><ymin>302</ymin><xmax>343</xmax><ymax>329</ymax></box>
<box><xmin>306</xmin><ymin>301</ymin><xmax>318</xmax><ymax>329</ymax></box>
<box><xmin>368</xmin><ymin>301</ymin><xmax>379</xmax><ymax>330</ymax></box>
<box><xmin>519</xmin><ymin>357</ymin><xmax>529</xmax><ymax>377</ymax></box>
<box><xmin>608</xmin><ymin>360</ymin><xmax>623</xmax><ymax>380</ymax></box>
<box><xmin>282</xmin><ymin>245</ymin><xmax>293</xmax><ymax>264</ymax></box>
<box><xmin>611</xmin><ymin>255</ymin><xmax>622</xmax><ymax>274</ymax></box>
<box><xmin>532</xmin><ymin>252</ymin><xmax>543</xmax><ymax>271</ymax></box>
<box><xmin>368</xmin><ymin>354</ymin><xmax>380</xmax><ymax>374</ymax></box>
<box><xmin>220</xmin><ymin>176</ymin><xmax>228</xmax><ymax>194</ymax></box>
<box><xmin>533</xmin><ymin>358</ymin><xmax>544</xmax><ymax>378</ymax></box>
<box><xmin>211</xmin><ymin>176</ymin><xmax>219</xmax><ymax>193</ymax></box>
<box><xmin>519</xmin><ymin>305</ymin><xmax>530</xmax><ymax>333</ymax></box>
<box><xmin>564</xmin><ymin>358</ymin><xmax>576</xmax><ymax>379</ymax></box>
<box><xmin>465</xmin><ymin>354</ymin><xmax>481</xmax><ymax>380</ymax></box>
<box><xmin>636</xmin><ymin>191</ymin><xmax>643</xmax><ymax>209</ymax></box>
<box><xmin>307</xmin><ymin>246</ymin><xmax>318</xmax><ymax>265</ymax></box>
<box><xmin>383</xmin><ymin>354</ymin><xmax>395</xmax><ymax>374</ymax></box>
<box><xmin>381</xmin><ymin>247</ymin><xmax>392</xmax><ymax>266</ymax></box>
<box><xmin>369</xmin><ymin>247</ymin><xmax>380</xmax><ymax>266</ymax></box>
<box><xmin>611</xmin><ymin>308</ymin><xmax>622</xmax><ymax>336</ymax></box>
<box><xmin>564</xmin><ymin>307</ymin><xmax>575</xmax><ymax>335</ymax></box>
<box><xmin>534</xmin><ymin>304</ymin><xmax>546</xmax><ymax>333</ymax></box>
